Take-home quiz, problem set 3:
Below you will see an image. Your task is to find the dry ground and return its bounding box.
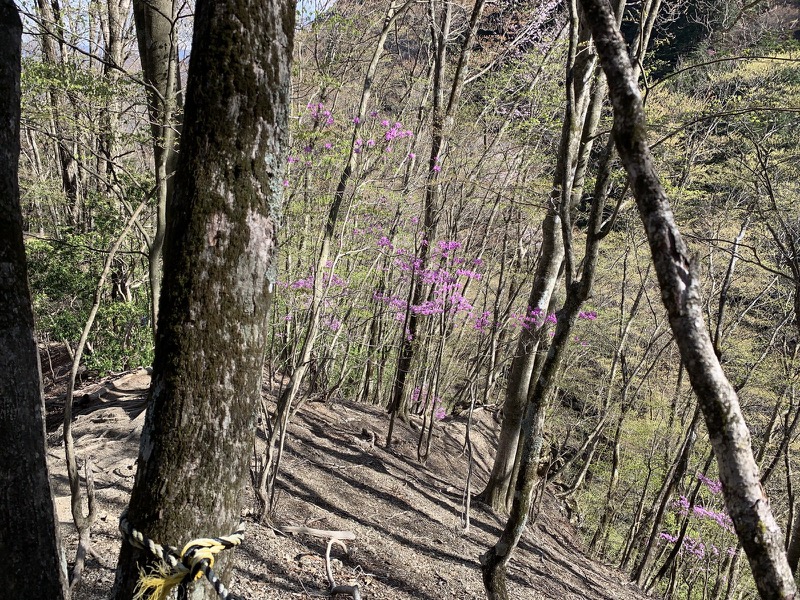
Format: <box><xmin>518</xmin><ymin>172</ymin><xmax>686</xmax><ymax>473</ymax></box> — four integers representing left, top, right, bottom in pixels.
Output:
<box><xmin>44</xmin><ymin>363</ymin><xmax>650</xmax><ymax>599</ymax></box>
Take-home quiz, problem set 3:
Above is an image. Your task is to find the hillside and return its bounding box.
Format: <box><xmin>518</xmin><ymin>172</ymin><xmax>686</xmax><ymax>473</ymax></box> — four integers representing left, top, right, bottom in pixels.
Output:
<box><xmin>45</xmin><ymin>364</ymin><xmax>650</xmax><ymax>600</ymax></box>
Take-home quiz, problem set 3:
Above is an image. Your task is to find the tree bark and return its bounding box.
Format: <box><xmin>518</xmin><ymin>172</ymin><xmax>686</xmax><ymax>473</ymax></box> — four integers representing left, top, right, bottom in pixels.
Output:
<box><xmin>35</xmin><ymin>0</ymin><xmax>81</xmax><ymax>223</ymax></box>
<box><xmin>132</xmin><ymin>0</ymin><xmax>182</xmax><ymax>335</ymax></box>
<box><xmin>0</xmin><ymin>2</ymin><xmax>69</xmax><ymax>596</ymax></box>
<box><xmin>111</xmin><ymin>0</ymin><xmax>294</xmax><ymax>598</ymax></box>
<box><xmin>477</xmin><ymin>210</ymin><xmax>563</xmax><ymax>511</ymax></box>
<box><xmin>579</xmin><ymin>0</ymin><xmax>797</xmax><ymax>597</ymax></box>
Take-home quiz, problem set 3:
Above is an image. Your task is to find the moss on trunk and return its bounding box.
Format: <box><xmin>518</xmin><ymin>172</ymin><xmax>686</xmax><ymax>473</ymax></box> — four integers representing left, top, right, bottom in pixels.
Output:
<box><xmin>112</xmin><ymin>1</ymin><xmax>295</xmax><ymax>598</ymax></box>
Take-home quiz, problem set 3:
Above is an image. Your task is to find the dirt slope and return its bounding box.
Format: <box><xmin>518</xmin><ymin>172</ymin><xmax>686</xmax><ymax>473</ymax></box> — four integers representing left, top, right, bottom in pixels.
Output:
<box><xmin>45</xmin><ymin>367</ymin><xmax>649</xmax><ymax>599</ymax></box>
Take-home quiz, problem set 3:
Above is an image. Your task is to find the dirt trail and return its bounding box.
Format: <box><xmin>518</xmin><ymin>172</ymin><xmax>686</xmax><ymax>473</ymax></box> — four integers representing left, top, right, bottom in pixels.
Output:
<box><xmin>46</xmin><ymin>368</ymin><xmax>649</xmax><ymax>599</ymax></box>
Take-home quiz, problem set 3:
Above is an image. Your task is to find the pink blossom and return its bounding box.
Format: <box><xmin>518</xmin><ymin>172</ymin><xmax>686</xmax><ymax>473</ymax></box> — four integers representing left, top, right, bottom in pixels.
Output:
<box><xmin>456</xmin><ymin>268</ymin><xmax>481</xmax><ymax>280</ymax></box>
<box><xmin>437</xmin><ymin>240</ymin><xmax>461</xmax><ymax>252</ymax></box>
<box><xmin>323</xmin><ymin>317</ymin><xmax>342</xmax><ymax>332</ymax></box>
<box><xmin>474</xmin><ymin>311</ymin><xmax>492</xmax><ymax>333</ymax></box>
<box><xmin>697</xmin><ymin>472</ymin><xmax>723</xmax><ymax>495</ymax></box>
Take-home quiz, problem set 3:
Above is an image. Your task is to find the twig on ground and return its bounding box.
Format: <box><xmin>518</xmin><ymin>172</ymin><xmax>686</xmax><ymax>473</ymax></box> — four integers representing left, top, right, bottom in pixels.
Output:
<box><xmin>277</xmin><ymin>525</ymin><xmax>361</xmax><ymax>599</ymax></box>
<box><xmin>325</xmin><ymin>538</ymin><xmax>361</xmax><ymax>600</ymax></box>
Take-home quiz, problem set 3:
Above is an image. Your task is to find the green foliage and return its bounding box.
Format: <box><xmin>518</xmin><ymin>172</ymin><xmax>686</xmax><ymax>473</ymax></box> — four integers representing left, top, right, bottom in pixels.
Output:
<box><xmin>26</xmin><ymin>237</ymin><xmax>152</xmax><ymax>374</ymax></box>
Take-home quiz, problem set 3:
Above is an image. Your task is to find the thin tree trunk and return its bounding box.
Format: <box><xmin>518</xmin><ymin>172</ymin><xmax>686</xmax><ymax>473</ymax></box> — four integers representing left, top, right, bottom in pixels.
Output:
<box><xmin>631</xmin><ymin>406</ymin><xmax>700</xmax><ymax>584</ymax></box>
<box><xmin>387</xmin><ymin>0</ymin><xmax>486</xmax><ymax>442</ymax></box>
<box><xmin>646</xmin><ymin>453</ymin><xmax>714</xmax><ymax>591</ymax></box>
<box><xmin>480</xmin><ymin>2</ymin><xmax>625</xmax><ymax>590</ymax></box>
<box><xmin>580</xmin><ymin>0</ymin><xmax>797</xmax><ymax>595</ymax></box>
<box><xmin>476</xmin><ymin>210</ymin><xmax>564</xmax><ymax>511</ymax></box>
<box><xmin>35</xmin><ymin>0</ymin><xmax>80</xmax><ymax>221</ymax></box>
<box><xmin>589</xmin><ymin>412</ymin><xmax>624</xmax><ymax>553</ymax></box>
<box><xmin>132</xmin><ymin>0</ymin><xmax>182</xmax><ymax>335</ymax></box>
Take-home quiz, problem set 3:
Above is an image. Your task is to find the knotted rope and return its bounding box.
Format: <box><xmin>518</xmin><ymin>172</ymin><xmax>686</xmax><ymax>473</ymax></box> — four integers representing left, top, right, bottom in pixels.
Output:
<box><xmin>119</xmin><ymin>511</ymin><xmax>245</xmax><ymax>600</ymax></box>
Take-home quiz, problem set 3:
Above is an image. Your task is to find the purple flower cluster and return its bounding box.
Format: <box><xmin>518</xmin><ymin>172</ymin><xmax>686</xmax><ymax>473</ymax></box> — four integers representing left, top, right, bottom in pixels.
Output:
<box><xmin>697</xmin><ymin>472</ymin><xmax>723</xmax><ymax>495</ymax></box>
<box><xmin>437</xmin><ymin>240</ymin><xmax>461</xmax><ymax>253</ymax></box>
<box><xmin>474</xmin><ymin>310</ymin><xmax>492</xmax><ymax>334</ymax></box>
<box><xmin>456</xmin><ymin>268</ymin><xmax>481</xmax><ymax>280</ymax></box>
<box><xmin>658</xmin><ymin>532</ymin><xmax>735</xmax><ymax>561</ymax></box>
<box><xmin>323</xmin><ymin>316</ymin><xmax>342</xmax><ymax>332</ymax></box>
<box><xmin>692</xmin><ymin>504</ymin><xmax>733</xmax><ymax>532</ymax></box>
<box><xmin>381</xmin><ymin>121</ymin><xmax>413</xmax><ymax>142</ymax></box>
<box><xmin>510</xmin><ymin>306</ymin><xmax>556</xmax><ymax>330</ymax></box>
<box><xmin>669</xmin><ymin>486</ymin><xmax>734</xmax><ymax>538</ymax></box>
<box><xmin>411</xmin><ymin>386</ymin><xmax>447</xmax><ymax>420</ymax></box>
<box><xmin>289</xmin><ymin>271</ymin><xmax>347</xmax><ymax>291</ymax></box>
<box><xmin>353</xmin><ymin>137</ymin><xmax>377</xmax><ymax>153</ymax></box>
<box><xmin>372</xmin><ymin>237</ymin><xmax>485</xmax><ymax>324</ymax></box>
<box><xmin>308</xmin><ymin>102</ymin><xmax>334</xmax><ymax>126</ymax></box>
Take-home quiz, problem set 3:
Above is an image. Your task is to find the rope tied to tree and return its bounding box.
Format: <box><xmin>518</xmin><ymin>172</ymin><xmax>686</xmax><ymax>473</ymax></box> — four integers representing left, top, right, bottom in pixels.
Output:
<box><xmin>119</xmin><ymin>511</ymin><xmax>245</xmax><ymax>600</ymax></box>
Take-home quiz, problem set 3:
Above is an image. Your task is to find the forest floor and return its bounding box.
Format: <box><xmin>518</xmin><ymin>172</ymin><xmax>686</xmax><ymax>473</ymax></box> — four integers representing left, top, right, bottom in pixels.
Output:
<box><xmin>43</xmin><ymin>351</ymin><xmax>650</xmax><ymax>599</ymax></box>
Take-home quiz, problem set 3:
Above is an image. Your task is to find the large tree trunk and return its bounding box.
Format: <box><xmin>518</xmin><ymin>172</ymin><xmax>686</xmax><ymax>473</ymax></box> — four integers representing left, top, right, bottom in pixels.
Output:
<box><xmin>579</xmin><ymin>0</ymin><xmax>797</xmax><ymax>597</ymax></box>
<box><xmin>111</xmin><ymin>0</ymin><xmax>294</xmax><ymax>598</ymax></box>
<box><xmin>0</xmin><ymin>2</ymin><xmax>69</xmax><ymax>596</ymax></box>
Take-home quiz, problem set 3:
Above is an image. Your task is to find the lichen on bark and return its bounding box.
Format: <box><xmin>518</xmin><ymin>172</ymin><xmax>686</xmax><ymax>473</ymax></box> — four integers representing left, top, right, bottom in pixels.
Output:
<box><xmin>112</xmin><ymin>1</ymin><xmax>294</xmax><ymax>598</ymax></box>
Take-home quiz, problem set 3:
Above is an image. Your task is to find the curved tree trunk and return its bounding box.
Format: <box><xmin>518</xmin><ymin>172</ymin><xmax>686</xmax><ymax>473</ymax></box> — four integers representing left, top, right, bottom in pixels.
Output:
<box><xmin>111</xmin><ymin>0</ymin><xmax>294</xmax><ymax>598</ymax></box>
<box><xmin>476</xmin><ymin>210</ymin><xmax>563</xmax><ymax>511</ymax></box>
<box><xmin>580</xmin><ymin>0</ymin><xmax>797</xmax><ymax>596</ymax></box>
<box><xmin>0</xmin><ymin>3</ymin><xmax>69</xmax><ymax>596</ymax></box>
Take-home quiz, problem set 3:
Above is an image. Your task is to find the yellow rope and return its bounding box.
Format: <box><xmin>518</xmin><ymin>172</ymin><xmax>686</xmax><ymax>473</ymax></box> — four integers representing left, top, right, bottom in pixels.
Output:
<box><xmin>119</xmin><ymin>511</ymin><xmax>245</xmax><ymax>600</ymax></box>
